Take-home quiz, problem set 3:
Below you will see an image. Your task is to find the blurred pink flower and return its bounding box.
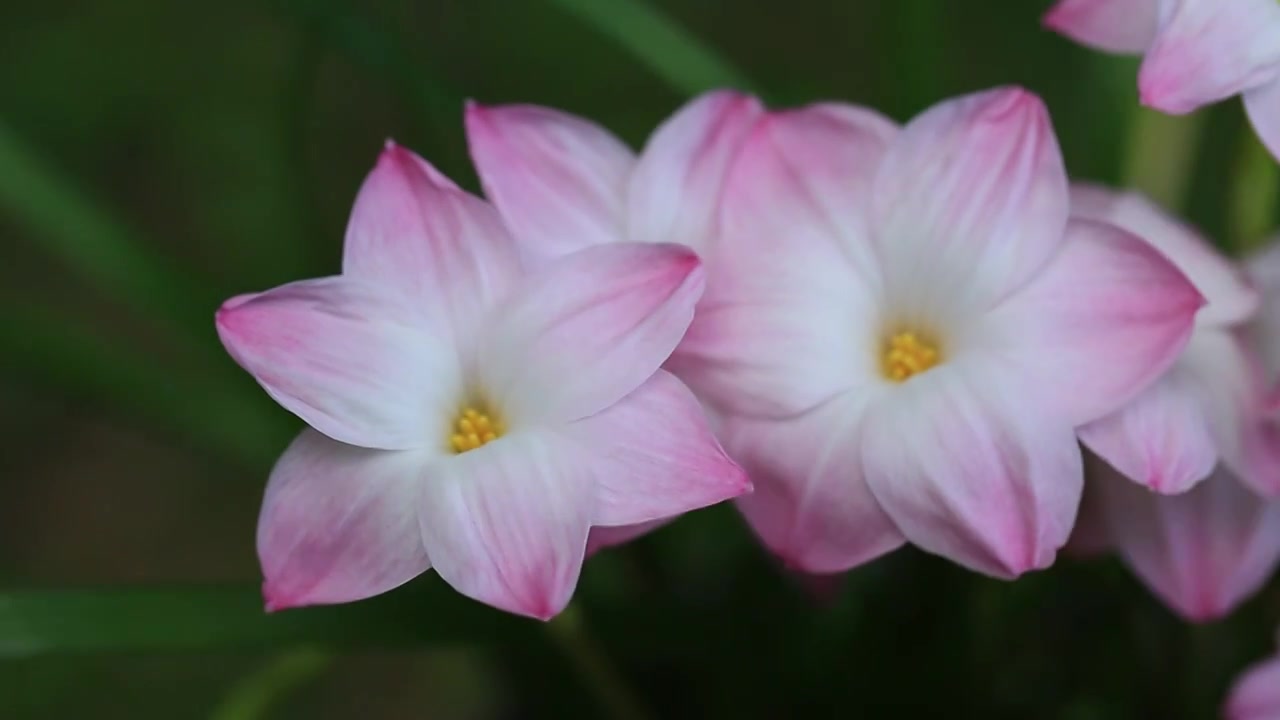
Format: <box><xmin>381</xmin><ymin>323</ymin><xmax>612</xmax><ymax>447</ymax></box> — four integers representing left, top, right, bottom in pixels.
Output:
<box><xmin>1043</xmin><ymin>0</ymin><xmax>1280</xmax><ymax>160</ymax></box>
<box><xmin>1070</xmin><ymin>184</ymin><xmax>1266</xmax><ymax>495</ymax></box>
<box><xmin>465</xmin><ymin>91</ymin><xmax>763</xmax><ymax>552</ymax></box>
<box><xmin>682</xmin><ymin>86</ymin><xmax>1203</xmax><ymax>577</ymax></box>
<box><xmin>1227</xmin><ymin>641</ymin><xmax>1280</xmax><ymax>720</ymax></box>
<box><xmin>215</xmin><ymin>143</ymin><xmax>748</xmax><ymax>619</ymax></box>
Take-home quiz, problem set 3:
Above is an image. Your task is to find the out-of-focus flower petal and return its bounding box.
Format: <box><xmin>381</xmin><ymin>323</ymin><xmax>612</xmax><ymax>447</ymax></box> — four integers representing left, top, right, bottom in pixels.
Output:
<box><xmin>1069</xmin><ymin>183</ymin><xmax>1258</xmax><ymax>326</ymax></box>
<box><xmin>980</xmin><ymin>219</ymin><xmax>1203</xmax><ymax>426</ymax></box>
<box><xmin>480</xmin><ymin>242</ymin><xmax>703</xmax><ymax>427</ymax></box>
<box><xmin>1079</xmin><ymin>364</ymin><xmax>1217</xmax><ymax>494</ymax></box>
<box><xmin>675</xmin><ymin>106</ymin><xmax>890</xmax><ymax>417</ymax></box>
<box><xmin>627</xmin><ymin>90</ymin><xmax>764</xmax><ymax>251</ymax></box>
<box><xmin>258</xmin><ymin>430</ymin><xmax>431</xmax><ymax>610</ymax></box>
<box><xmin>216</xmin><ymin>277</ymin><xmax>459</xmax><ymax>450</ymax></box>
<box><xmin>342</xmin><ymin>143</ymin><xmax>522</xmax><ymax>337</ymax></box>
<box><xmin>1139</xmin><ymin>0</ymin><xmax>1280</xmax><ymax>114</ymax></box>
<box><xmin>1226</xmin><ymin>650</ymin><xmax>1280</xmax><ymax>720</ymax></box>
<box><xmin>860</xmin><ymin>363</ymin><xmax>1084</xmax><ymax>578</ymax></box>
<box><xmin>418</xmin><ymin>431</ymin><xmax>592</xmax><ymax>620</ymax></box>
<box><xmin>1042</xmin><ymin>0</ymin><xmax>1160</xmax><ymax>54</ymax></box>
<box><xmin>1245</xmin><ymin>77</ymin><xmax>1280</xmax><ymax>162</ymax></box>
<box><xmin>1096</xmin><ymin>463</ymin><xmax>1280</xmax><ymax>622</ymax></box>
<box><xmin>872</xmin><ymin>86</ymin><xmax>1069</xmax><ymax>309</ymax></box>
<box><xmin>727</xmin><ymin>392</ymin><xmax>905</xmax><ymax>574</ymax></box>
<box><xmin>465</xmin><ymin>102</ymin><xmax>636</xmax><ymax>256</ymax></box>
<box><xmin>573</xmin><ymin>370</ymin><xmax>749</xmax><ymax>527</ymax></box>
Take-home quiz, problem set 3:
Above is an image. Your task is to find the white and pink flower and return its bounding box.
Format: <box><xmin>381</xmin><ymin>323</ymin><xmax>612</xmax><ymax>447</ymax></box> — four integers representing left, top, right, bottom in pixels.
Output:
<box><xmin>215</xmin><ymin>143</ymin><xmax>748</xmax><ymax>619</ymax></box>
<box><xmin>680</xmin><ymin>86</ymin><xmax>1203</xmax><ymax>577</ymax></box>
<box><xmin>1044</xmin><ymin>0</ymin><xmax>1280</xmax><ymax>160</ymax></box>
<box><xmin>1227</xmin><ymin>636</ymin><xmax>1280</xmax><ymax>720</ymax></box>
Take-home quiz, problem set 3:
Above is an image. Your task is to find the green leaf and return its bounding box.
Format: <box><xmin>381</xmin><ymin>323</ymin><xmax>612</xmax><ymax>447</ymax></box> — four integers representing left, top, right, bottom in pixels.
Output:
<box><xmin>545</xmin><ymin>0</ymin><xmax>754</xmax><ymax>96</ymax></box>
<box><xmin>0</xmin><ymin>582</ymin><xmax>533</xmax><ymax>657</ymax></box>
<box><xmin>0</xmin><ymin>120</ymin><xmax>220</xmax><ymax>344</ymax></box>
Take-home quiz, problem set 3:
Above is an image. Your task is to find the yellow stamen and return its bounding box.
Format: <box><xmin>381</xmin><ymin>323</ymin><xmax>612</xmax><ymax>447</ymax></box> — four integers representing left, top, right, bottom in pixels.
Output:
<box><xmin>448</xmin><ymin>406</ymin><xmax>505</xmax><ymax>453</ymax></box>
<box><xmin>882</xmin><ymin>332</ymin><xmax>941</xmax><ymax>382</ymax></box>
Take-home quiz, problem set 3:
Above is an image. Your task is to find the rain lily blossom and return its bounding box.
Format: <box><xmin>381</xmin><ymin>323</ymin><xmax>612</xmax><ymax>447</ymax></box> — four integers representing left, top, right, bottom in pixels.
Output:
<box><xmin>1043</xmin><ymin>0</ymin><xmax>1280</xmax><ymax>160</ymax></box>
<box><xmin>215</xmin><ymin>143</ymin><xmax>749</xmax><ymax>619</ymax></box>
<box><xmin>1226</xmin><ymin>634</ymin><xmax>1280</xmax><ymax>720</ymax></box>
<box><xmin>465</xmin><ymin>91</ymin><xmax>762</xmax><ymax>549</ymax></box>
<box><xmin>680</xmin><ymin>86</ymin><xmax>1203</xmax><ymax>577</ymax></box>
<box><xmin>1070</xmin><ymin>184</ymin><xmax>1264</xmax><ymax>495</ymax></box>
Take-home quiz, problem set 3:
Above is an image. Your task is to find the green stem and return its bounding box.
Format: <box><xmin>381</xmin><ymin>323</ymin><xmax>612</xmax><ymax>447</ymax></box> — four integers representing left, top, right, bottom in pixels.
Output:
<box><xmin>546</xmin><ymin>603</ymin><xmax>652</xmax><ymax>720</ymax></box>
<box><xmin>210</xmin><ymin>649</ymin><xmax>333</xmax><ymax>720</ymax></box>
<box><xmin>1229</xmin><ymin>130</ymin><xmax>1280</xmax><ymax>254</ymax></box>
<box><xmin>1121</xmin><ymin>108</ymin><xmax>1205</xmax><ymax>212</ymax></box>
<box><xmin>545</xmin><ymin>0</ymin><xmax>754</xmax><ymax>97</ymax></box>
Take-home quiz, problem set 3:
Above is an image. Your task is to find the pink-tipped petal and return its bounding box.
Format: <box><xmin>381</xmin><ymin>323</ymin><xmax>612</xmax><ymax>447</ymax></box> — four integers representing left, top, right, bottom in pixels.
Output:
<box><xmin>872</xmin><ymin>86</ymin><xmax>1069</xmax><ymax>308</ymax></box>
<box><xmin>727</xmin><ymin>392</ymin><xmax>905</xmax><ymax>574</ymax></box>
<box><xmin>574</xmin><ymin>370</ymin><xmax>749</xmax><ymax>527</ymax></box>
<box><xmin>1226</xmin><ymin>651</ymin><xmax>1280</xmax><ymax>720</ymax></box>
<box><xmin>480</xmin><ymin>242</ymin><xmax>704</xmax><ymax>426</ymax></box>
<box><xmin>586</xmin><ymin>519</ymin><xmax>671</xmax><ymax>555</ymax></box>
<box><xmin>627</xmin><ymin>90</ymin><xmax>764</xmax><ymax>251</ymax></box>
<box><xmin>1096</xmin><ymin>464</ymin><xmax>1280</xmax><ymax>622</ymax></box>
<box><xmin>257</xmin><ymin>429</ymin><xmax>431</xmax><ymax>610</ymax></box>
<box><xmin>419</xmin><ymin>431</ymin><xmax>592</xmax><ymax>620</ymax></box>
<box><xmin>1042</xmin><ymin>0</ymin><xmax>1159</xmax><ymax>54</ymax></box>
<box><xmin>860</xmin><ymin>365</ymin><xmax>1084</xmax><ymax>578</ymax></box>
<box><xmin>981</xmin><ymin>219</ymin><xmax>1203</xmax><ymax>426</ymax></box>
<box><xmin>1069</xmin><ymin>183</ymin><xmax>1258</xmax><ymax>326</ymax></box>
<box><xmin>1079</xmin><ymin>367</ymin><xmax>1216</xmax><ymax>494</ymax></box>
<box><xmin>1139</xmin><ymin>0</ymin><xmax>1280</xmax><ymax>114</ymax></box>
<box><xmin>465</xmin><ymin>102</ymin><xmax>636</xmax><ymax>257</ymax></box>
<box><xmin>342</xmin><ymin>144</ymin><xmax>521</xmax><ymax>338</ymax></box>
<box><xmin>1246</xmin><ymin>77</ymin><xmax>1280</xmax><ymax>165</ymax></box>
<box><xmin>215</xmin><ymin>277</ymin><xmax>459</xmax><ymax>450</ymax></box>
<box><xmin>675</xmin><ymin>106</ymin><xmax>891</xmax><ymax>418</ymax></box>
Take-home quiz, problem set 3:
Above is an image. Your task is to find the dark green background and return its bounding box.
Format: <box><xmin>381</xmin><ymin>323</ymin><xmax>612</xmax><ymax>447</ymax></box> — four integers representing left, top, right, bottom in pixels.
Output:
<box><xmin>2</xmin><ymin>0</ymin><xmax>1276</xmax><ymax>717</ymax></box>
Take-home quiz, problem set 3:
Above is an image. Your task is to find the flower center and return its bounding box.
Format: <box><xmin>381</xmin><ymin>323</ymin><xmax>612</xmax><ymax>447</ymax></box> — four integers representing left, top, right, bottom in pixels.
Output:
<box><xmin>882</xmin><ymin>331</ymin><xmax>941</xmax><ymax>382</ymax></box>
<box><xmin>448</xmin><ymin>406</ymin><xmax>504</xmax><ymax>454</ymax></box>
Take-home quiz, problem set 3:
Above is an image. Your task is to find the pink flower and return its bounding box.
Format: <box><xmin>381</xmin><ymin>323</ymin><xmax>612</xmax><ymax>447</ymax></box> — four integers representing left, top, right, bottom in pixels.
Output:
<box><xmin>1227</xmin><ymin>640</ymin><xmax>1280</xmax><ymax>720</ymax></box>
<box><xmin>1084</xmin><ymin>457</ymin><xmax>1280</xmax><ymax>621</ymax></box>
<box><xmin>1043</xmin><ymin>0</ymin><xmax>1280</xmax><ymax>160</ymax></box>
<box><xmin>215</xmin><ymin>143</ymin><xmax>748</xmax><ymax>619</ymax></box>
<box><xmin>681</xmin><ymin>86</ymin><xmax>1203</xmax><ymax>577</ymax></box>
<box><xmin>1070</xmin><ymin>184</ymin><xmax>1265</xmax><ymax>494</ymax></box>
<box><xmin>464</xmin><ymin>91</ymin><xmax>763</xmax><ymax>551</ymax></box>
<box><xmin>465</xmin><ymin>90</ymin><xmax>763</xmax><ymax>259</ymax></box>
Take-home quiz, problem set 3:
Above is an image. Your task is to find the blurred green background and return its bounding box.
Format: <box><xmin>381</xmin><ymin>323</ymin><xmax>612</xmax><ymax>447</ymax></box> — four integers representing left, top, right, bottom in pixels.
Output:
<box><xmin>3</xmin><ymin>0</ymin><xmax>1278</xmax><ymax>717</ymax></box>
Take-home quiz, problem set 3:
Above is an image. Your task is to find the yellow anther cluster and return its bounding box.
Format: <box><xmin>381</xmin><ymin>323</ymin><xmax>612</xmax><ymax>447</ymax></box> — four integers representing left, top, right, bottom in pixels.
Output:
<box><xmin>883</xmin><ymin>332</ymin><xmax>941</xmax><ymax>382</ymax></box>
<box><xmin>449</xmin><ymin>407</ymin><xmax>503</xmax><ymax>453</ymax></box>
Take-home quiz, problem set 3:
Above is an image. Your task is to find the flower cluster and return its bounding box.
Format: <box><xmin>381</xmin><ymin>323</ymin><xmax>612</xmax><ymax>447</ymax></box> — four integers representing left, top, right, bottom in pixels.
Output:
<box><xmin>214</xmin><ymin>15</ymin><xmax>1280</xmax><ymax>681</ymax></box>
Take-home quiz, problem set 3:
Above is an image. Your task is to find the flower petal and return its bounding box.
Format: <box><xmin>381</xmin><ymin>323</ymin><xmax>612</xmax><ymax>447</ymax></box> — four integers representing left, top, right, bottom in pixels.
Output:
<box><xmin>1248</xmin><ymin>240</ymin><xmax>1280</xmax><ymax>378</ymax></box>
<box><xmin>479</xmin><ymin>242</ymin><xmax>703</xmax><ymax>426</ymax></box>
<box><xmin>1078</xmin><ymin>365</ymin><xmax>1217</xmax><ymax>494</ymax></box>
<box><xmin>571</xmin><ymin>370</ymin><xmax>749</xmax><ymax>527</ymax></box>
<box><xmin>418</xmin><ymin>431</ymin><xmax>592</xmax><ymax>620</ymax></box>
<box><xmin>586</xmin><ymin>519</ymin><xmax>671</xmax><ymax>555</ymax></box>
<box><xmin>674</xmin><ymin>106</ymin><xmax>890</xmax><ymax>417</ymax></box>
<box><xmin>1139</xmin><ymin>0</ymin><xmax>1280</xmax><ymax>113</ymax></box>
<box><xmin>626</xmin><ymin>90</ymin><xmax>764</xmax><ymax>252</ymax></box>
<box><xmin>342</xmin><ymin>143</ymin><xmax>522</xmax><ymax>337</ymax></box>
<box><xmin>216</xmin><ymin>277</ymin><xmax>459</xmax><ymax>450</ymax></box>
<box><xmin>257</xmin><ymin>429</ymin><xmax>431</xmax><ymax>610</ymax></box>
<box><xmin>1245</xmin><ymin>77</ymin><xmax>1280</xmax><ymax>163</ymax></box>
<box><xmin>465</xmin><ymin>102</ymin><xmax>636</xmax><ymax>257</ymax></box>
<box><xmin>1095</xmin><ymin>464</ymin><xmax>1280</xmax><ymax>622</ymax></box>
<box><xmin>872</xmin><ymin>86</ymin><xmax>1068</xmax><ymax>308</ymax></box>
<box><xmin>980</xmin><ymin>218</ymin><xmax>1203</xmax><ymax>426</ymax></box>
<box><xmin>860</xmin><ymin>364</ymin><xmax>1084</xmax><ymax>578</ymax></box>
<box><xmin>727</xmin><ymin>391</ymin><xmax>906</xmax><ymax>574</ymax></box>
<box><xmin>1042</xmin><ymin>0</ymin><xmax>1159</xmax><ymax>54</ymax></box>
<box><xmin>1226</xmin><ymin>651</ymin><xmax>1280</xmax><ymax>720</ymax></box>
<box><xmin>1069</xmin><ymin>182</ymin><xmax>1258</xmax><ymax>326</ymax></box>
